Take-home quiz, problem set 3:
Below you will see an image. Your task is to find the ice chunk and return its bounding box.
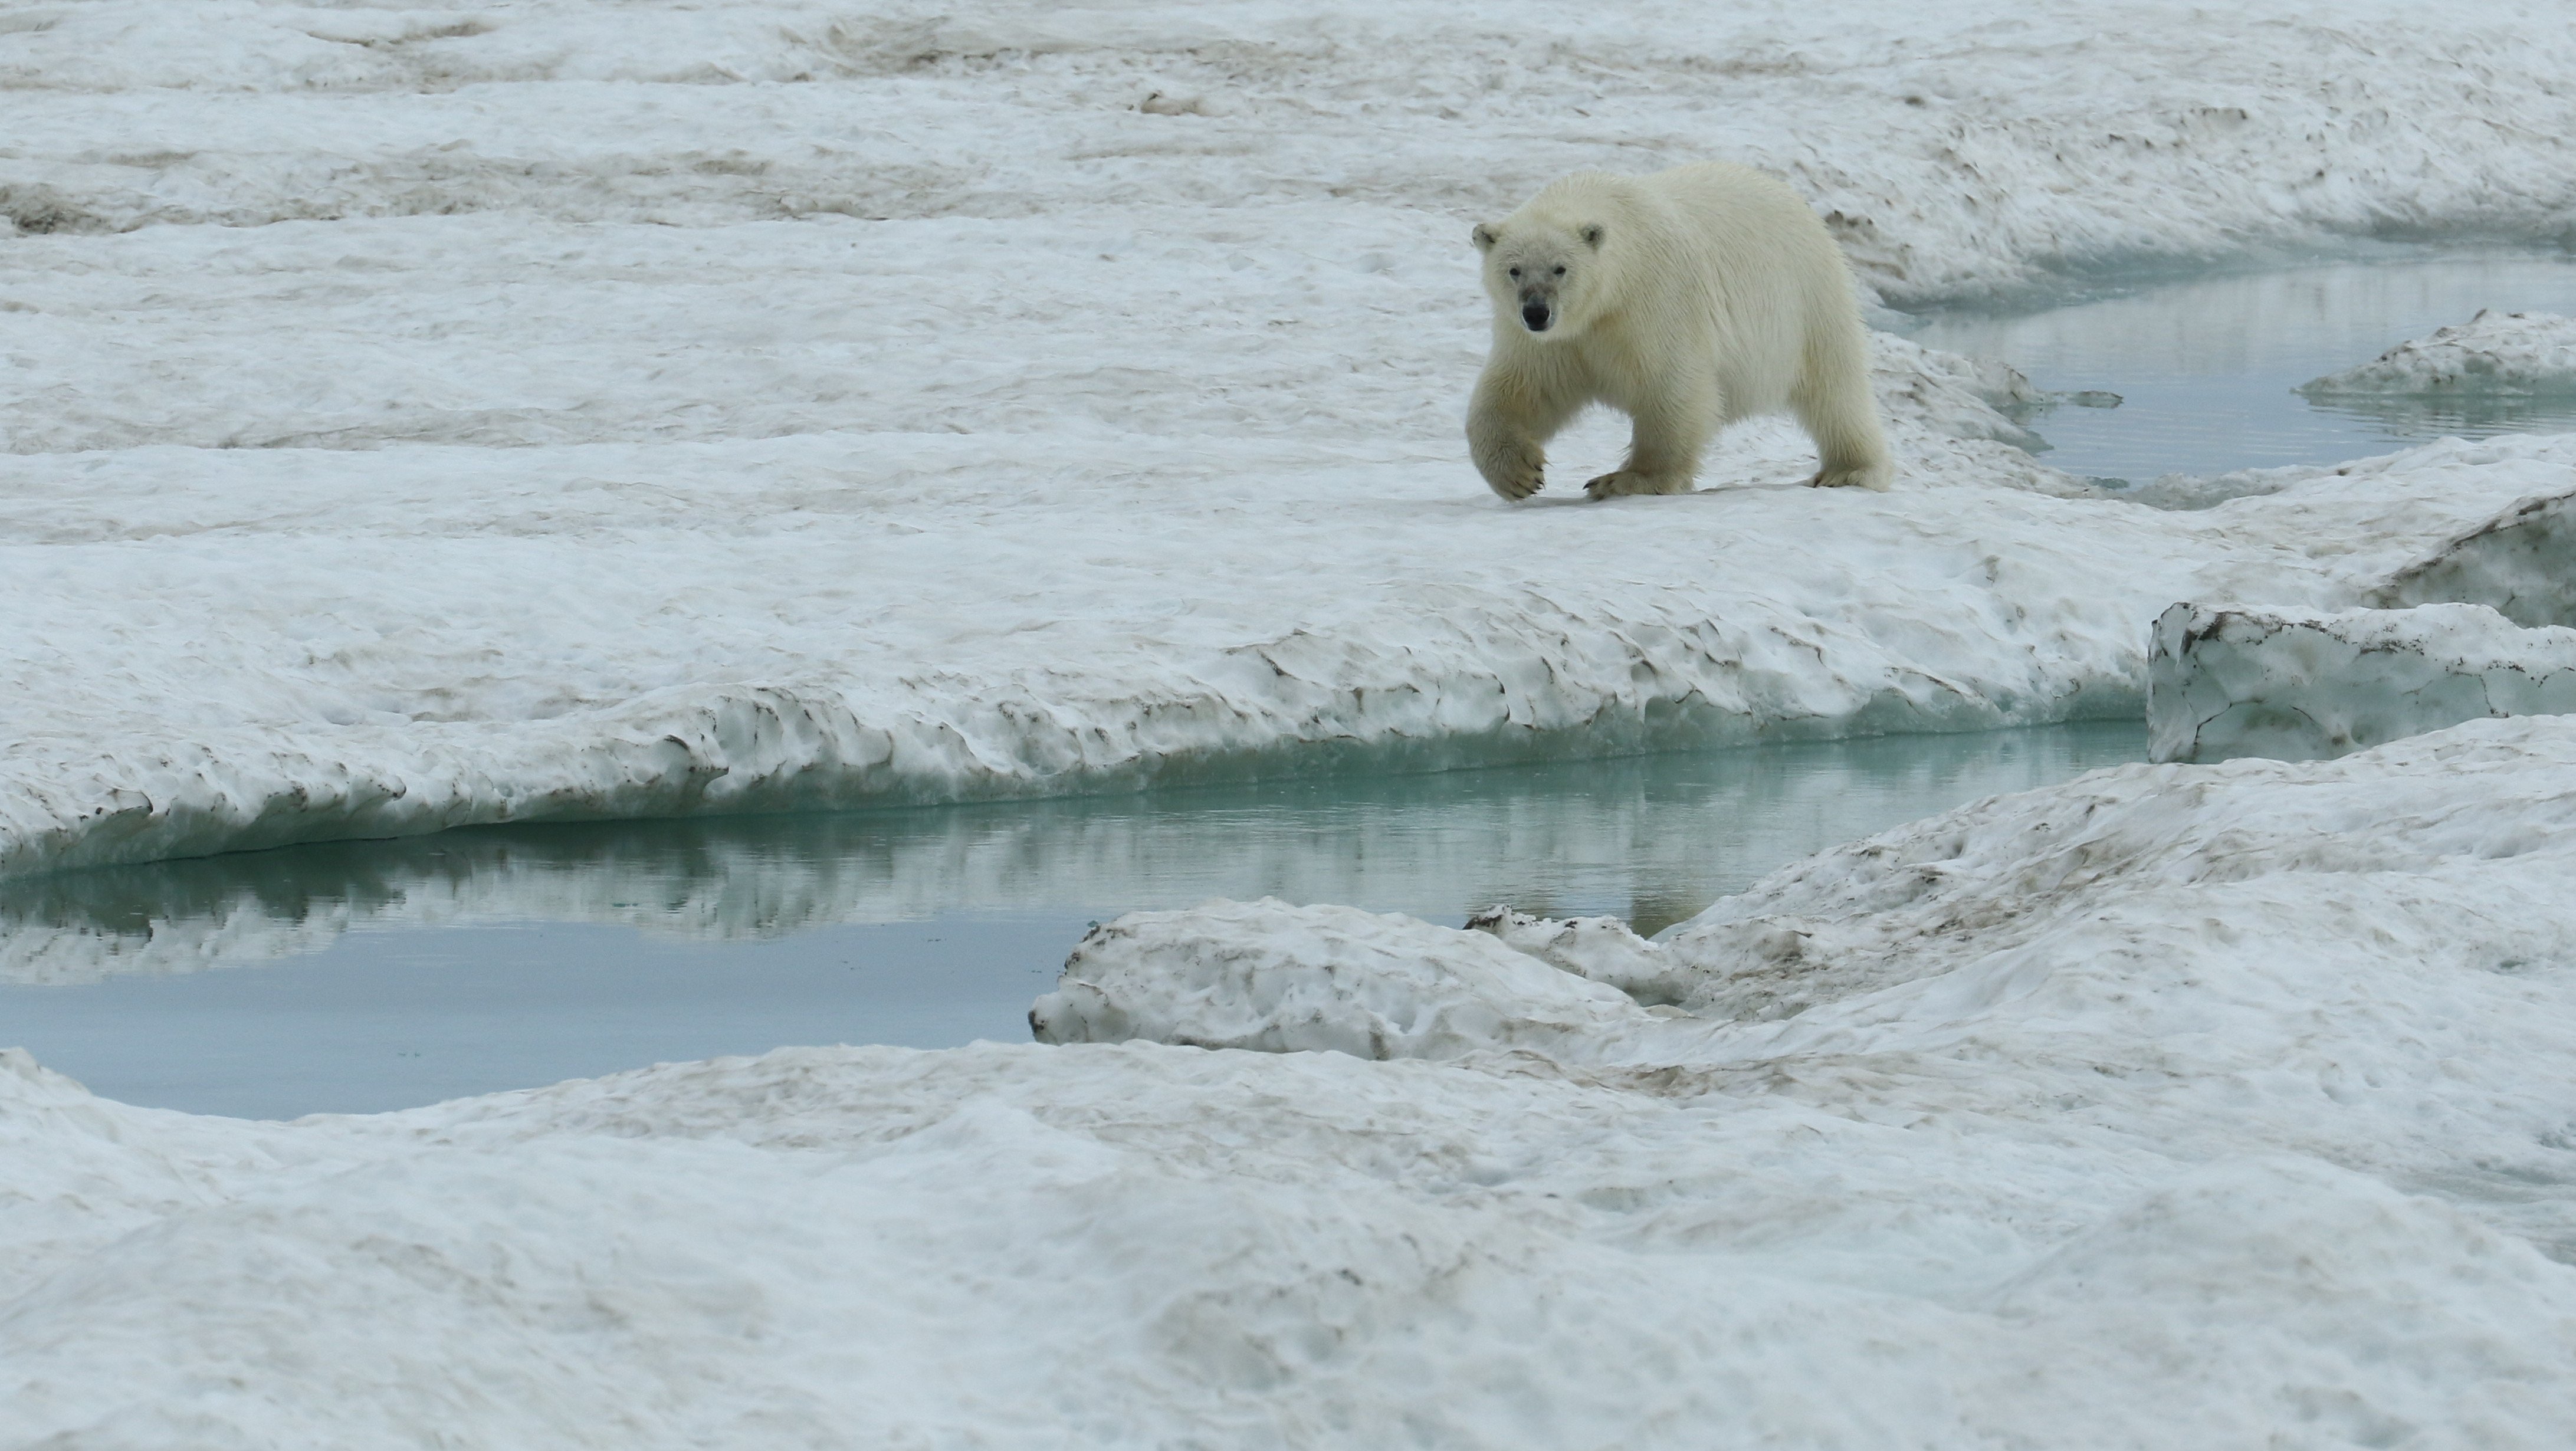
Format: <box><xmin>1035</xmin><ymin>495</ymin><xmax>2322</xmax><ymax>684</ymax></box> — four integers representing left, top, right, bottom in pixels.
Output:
<box><xmin>2298</xmin><ymin>310</ymin><xmax>2576</xmax><ymax>397</ymax></box>
<box><xmin>1039</xmin><ymin>713</ymin><xmax>2576</xmax><ymax>1097</ymax></box>
<box><xmin>1035</xmin><ymin>713</ymin><xmax>2576</xmax><ymax>1066</ymax></box>
<box><xmin>1029</xmin><ymin>898</ymin><xmax>1666</xmax><ymax>1061</ymax></box>
<box><xmin>1462</xmin><ymin>905</ymin><xmax>1694</xmax><ymax>1004</ymax></box>
<box><xmin>2147</xmin><ymin>601</ymin><xmax>2576</xmax><ymax>763</ymax></box>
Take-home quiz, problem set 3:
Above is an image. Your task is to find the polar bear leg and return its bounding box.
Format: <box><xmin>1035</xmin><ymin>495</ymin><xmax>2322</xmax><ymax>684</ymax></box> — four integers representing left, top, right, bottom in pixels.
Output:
<box><xmin>1794</xmin><ymin>326</ymin><xmax>1894</xmax><ymax>491</ymax></box>
<box><xmin>1468</xmin><ymin>365</ymin><xmax>1584</xmax><ymax>501</ymax></box>
<box><xmin>1586</xmin><ymin>385</ymin><xmax>1714</xmax><ymax>500</ymax></box>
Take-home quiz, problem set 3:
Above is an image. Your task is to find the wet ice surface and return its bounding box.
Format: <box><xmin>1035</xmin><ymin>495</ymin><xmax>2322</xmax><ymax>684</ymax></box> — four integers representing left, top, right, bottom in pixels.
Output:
<box><xmin>1904</xmin><ymin>251</ymin><xmax>2576</xmax><ymax>484</ymax></box>
<box><xmin>1</xmin><ymin>723</ymin><xmax>2143</xmax><ymax>1117</ymax></box>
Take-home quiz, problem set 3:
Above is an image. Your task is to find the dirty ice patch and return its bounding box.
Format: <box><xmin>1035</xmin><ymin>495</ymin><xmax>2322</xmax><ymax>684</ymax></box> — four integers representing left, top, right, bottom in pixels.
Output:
<box><xmin>1029</xmin><ymin>898</ymin><xmax>1679</xmax><ymax>1061</ymax></box>
<box><xmin>2364</xmin><ymin>467</ymin><xmax>2576</xmax><ymax>629</ymax></box>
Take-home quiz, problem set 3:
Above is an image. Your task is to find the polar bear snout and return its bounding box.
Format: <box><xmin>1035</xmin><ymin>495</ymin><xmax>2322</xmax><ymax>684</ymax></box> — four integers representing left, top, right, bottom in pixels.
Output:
<box><xmin>1516</xmin><ymin>278</ymin><xmax>1561</xmax><ymax>333</ymax></box>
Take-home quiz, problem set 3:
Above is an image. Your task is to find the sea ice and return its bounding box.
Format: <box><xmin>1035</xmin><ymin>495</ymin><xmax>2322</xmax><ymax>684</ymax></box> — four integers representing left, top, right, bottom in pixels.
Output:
<box><xmin>14</xmin><ymin>410</ymin><xmax>2576</xmax><ymax>879</ymax></box>
<box><xmin>2299</xmin><ymin>309</ymin><xmax>2576</xmax><ymax>398</ymax></box>
<box><xmin>2148</xmin><ymin>601</ymin><xmax>2576</xmax><ymax>763</ymax></box>
<box><xmin>11</xmin><ymin>1</ymin><xmax>2576</xmax><ymax>874</ymax></box>
<box><xmin>15</xmin><ymin>717</ymin><xmax>2576</xmax><ymax>1444</ymax></box>
<box><xmin>14</xmin><ymin>0</ymin><xmax>2576</xmax><ymax>1440</ymax></box>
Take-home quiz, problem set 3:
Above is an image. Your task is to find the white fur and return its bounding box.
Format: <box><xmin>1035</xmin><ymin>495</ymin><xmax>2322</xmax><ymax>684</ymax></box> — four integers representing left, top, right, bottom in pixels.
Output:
<box><xmin>1467</xmin><ymin>163</ymin><xmax>1894</xmax><ymax>501</ymax></box>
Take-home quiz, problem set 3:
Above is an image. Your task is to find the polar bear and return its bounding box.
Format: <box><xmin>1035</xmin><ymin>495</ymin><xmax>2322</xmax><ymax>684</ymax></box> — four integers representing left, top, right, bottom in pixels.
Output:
<box><xmin>1467</xmin><ymin>163</ymin><xmax>1893</xmax><ymax>501</ymax></box>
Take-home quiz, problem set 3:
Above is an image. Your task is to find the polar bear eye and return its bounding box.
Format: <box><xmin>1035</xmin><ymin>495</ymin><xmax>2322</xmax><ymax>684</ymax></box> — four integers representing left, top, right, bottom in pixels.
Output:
<box><xmin>1508</xmin><ymin>267</ymin><xmax>1521</xmax><ymax>278</ymax></box>
<box><xmin>1553</xmin><ymin>265</ymin><xmax>1566</xmax><ymax>275</ymax></box>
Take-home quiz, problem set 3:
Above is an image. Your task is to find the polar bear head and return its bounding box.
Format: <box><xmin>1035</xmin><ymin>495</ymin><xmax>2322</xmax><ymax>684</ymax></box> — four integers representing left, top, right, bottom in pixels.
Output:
<box><xmin>1472</xmin><ymin>215</ymin><xmax>1607</xmax><ymax>339</ymax></box>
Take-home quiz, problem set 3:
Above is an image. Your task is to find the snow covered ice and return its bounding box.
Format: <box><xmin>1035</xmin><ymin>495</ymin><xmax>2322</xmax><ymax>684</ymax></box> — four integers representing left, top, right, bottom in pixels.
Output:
<box><xmin>14</xmin><ymin>0</ymin><xmax>2576</xmax><ymax>1442</ymax></box>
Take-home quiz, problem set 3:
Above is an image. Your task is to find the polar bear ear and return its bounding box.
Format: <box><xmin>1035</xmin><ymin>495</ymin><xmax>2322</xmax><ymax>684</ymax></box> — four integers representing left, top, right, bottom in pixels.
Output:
<box><xmin>1471</xmin><ymin>222</ymin><xmax>1499</xmax><ymax>251</ymax></box>
<box><xmin>1580</xmin><ymin>224</ymin><xmax>1604</xmax><ymax>249</ymax></box>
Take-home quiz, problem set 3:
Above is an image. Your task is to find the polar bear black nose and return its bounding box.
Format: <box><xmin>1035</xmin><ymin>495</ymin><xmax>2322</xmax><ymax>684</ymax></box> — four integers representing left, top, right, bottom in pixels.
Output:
<box><xmin>1521</xmin><ymin>300</ymin><xmax>1551</xmax><ymax>332</ymax></box>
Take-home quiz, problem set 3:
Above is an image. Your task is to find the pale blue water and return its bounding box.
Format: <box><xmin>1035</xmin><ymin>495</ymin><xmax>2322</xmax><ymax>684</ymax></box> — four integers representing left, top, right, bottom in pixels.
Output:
<box><xmin>1904</xmin><ymin>249</ymin><xmax>2576</xmax><ymax>484</ymax></box>
<box><xmin>2</xmin><ymin>724</ymin><xmax>2145</xmax><ymax>1117</ymax></box>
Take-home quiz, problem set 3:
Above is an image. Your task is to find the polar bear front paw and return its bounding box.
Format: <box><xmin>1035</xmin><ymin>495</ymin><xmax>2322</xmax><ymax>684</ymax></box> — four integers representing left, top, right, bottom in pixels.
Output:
<box><xmin>1809</xmin><ymin>462</ymin><xmax>1895</xmax><ymax>491</ymax></box>
<box><xmin>1583</xmin><ymin>470</ymin><xmax>1682</xmax><ymax>500</ymax></box>
<box><xmin>1476</xmin><ymin>441</ymin><xmax>1547</xmax><ymax>501</ymax></box>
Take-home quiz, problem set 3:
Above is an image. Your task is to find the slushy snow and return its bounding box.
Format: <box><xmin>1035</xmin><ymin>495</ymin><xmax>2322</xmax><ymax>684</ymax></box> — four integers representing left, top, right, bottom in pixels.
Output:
<box><xmin>14</xmin><ymin>0</ymin><xmax>2576</xmax><ymax>1442</ymax></box>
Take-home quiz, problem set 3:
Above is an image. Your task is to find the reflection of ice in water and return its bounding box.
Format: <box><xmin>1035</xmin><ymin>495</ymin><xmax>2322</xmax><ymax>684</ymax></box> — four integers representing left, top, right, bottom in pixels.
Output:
<box><xmin>4</xmin><ymin>723</ymin><xmax>2150</xmax><ymax>976</ymax></box>
<box><xmin>0</xmin><ymin>724</ymin><xmax>2144</xmax><ymax>1116</ymax></box>
<box><xmin>2302</xmin><ymin>389</ymin><xmax>2576</xmax><ymax>441</ymax></box>
<box><xmin>1904</xmin><ymin>250</ymin><xmax>2576</xmax><ymax>482</ymax></box>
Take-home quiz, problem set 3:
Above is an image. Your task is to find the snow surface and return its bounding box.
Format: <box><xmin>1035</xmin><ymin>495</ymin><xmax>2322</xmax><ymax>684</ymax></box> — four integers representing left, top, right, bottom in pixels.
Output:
<box><xmin>18</xmin><ymin>0</ymin><xmax>2576</xmax><ymax>1440</ymax></box>
<box><xmin>2300</xmin><ymin>308</ymin><xmax>2576</xmax><ymax>397</ymax></box>
<box><xmin>19</xmin><ymin>718</ymin><xmax>2576</xmax><ymax>1445</ymax></box>
<box><xmin>13</xmin><ymin>0</ymin><xmax>2576</xmax><ymax>875</ymax></box>
<box><xmin>2148</xmin><ymin>601</ymin><xmax>2576</xmax><ymax>763</ymax></box>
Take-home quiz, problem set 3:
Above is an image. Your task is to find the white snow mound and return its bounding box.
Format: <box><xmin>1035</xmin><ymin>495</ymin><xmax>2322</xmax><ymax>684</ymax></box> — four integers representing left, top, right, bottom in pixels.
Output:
<box><xmin>1031</xmin><ymin>898</ymin><xmax>1669</xmax><ymax>1060</ymax></box>
<box><xmin>1049</xmin><ymin>715</ymin><xmax>2576</xmax><ymax>1063</ymax></box>
<box><xmin>2301</xmin><ymin>309</ymin><xmax>2576</xmax><ymax>396</ymax></box>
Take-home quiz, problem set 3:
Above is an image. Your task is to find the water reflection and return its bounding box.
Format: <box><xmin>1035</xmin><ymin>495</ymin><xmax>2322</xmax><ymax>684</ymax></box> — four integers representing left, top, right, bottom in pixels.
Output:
<box><xmin>0</xmin><ymin>724</ymin><xmax>2144</xmax><ymax>1116</ymax></box>
<box><xmin>2298</xmin><ymin>392</ymin><xmax>2576</xmax><ymax>441</ymax></box>
<box><xmin>2</xmin><ymin>723</ymin><xmax>2148</xmax><ymax>986</ymax></box>
<box><xmin>1905</xmin><ymin>250</ymin><xmax>2576</xmax><ymax>482</ymax></box>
